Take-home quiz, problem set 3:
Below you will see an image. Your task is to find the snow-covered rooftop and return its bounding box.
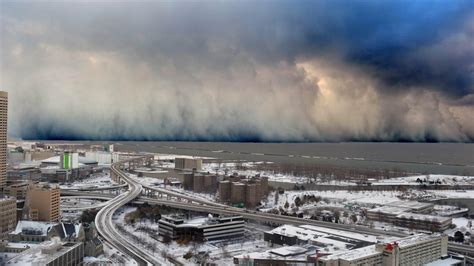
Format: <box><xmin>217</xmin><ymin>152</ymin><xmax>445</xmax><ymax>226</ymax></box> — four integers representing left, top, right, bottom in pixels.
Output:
<box><xmin>385</xmin><ymin>200</ymin><xmax>433</xmax><ymax>210</ymax></box>
<box><xmin>13</xmin><ymin>221</ymin><xmax>57</xmax><ymax>236</ymax></box>
<box><xmin>367</xmin><ymin>205</ymin><xmax>410</xmax><ymax>215</ymax></box>
<box><xmin>395</xmin><ymin>213</ymin><xmax>452</xmax><ymax>223</ymax></box>
<box><xmin>324</xmin><ymin>244</ymin><xmax>379</xmax><ymax>261</ymax></box>
<box><xmin>6</xmin><ymin>240</ymin><xmax>82</xmax><ymax>265</ymax></box>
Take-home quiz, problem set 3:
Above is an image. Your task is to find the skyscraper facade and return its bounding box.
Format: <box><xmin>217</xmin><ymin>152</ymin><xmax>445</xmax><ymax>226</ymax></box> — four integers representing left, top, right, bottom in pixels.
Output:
<box><xmin>0</xmin><ymin>91</ymin><xmax>7</xmax><ymax>191</ymax></box>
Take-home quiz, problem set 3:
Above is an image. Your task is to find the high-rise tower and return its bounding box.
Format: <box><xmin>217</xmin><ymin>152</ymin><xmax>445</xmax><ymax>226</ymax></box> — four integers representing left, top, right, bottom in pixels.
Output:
<box><xmin>0</xmin><ymin>91</ymin><xmax>7</xmax><ymax>191</ymax></box>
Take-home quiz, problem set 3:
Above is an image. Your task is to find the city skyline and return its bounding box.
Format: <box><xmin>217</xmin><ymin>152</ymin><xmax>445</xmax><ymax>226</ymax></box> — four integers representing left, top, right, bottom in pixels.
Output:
<box><xmin>1</xmin><ymin>1</ymin><xmax>473</xmax><ymax>142</ymax></box>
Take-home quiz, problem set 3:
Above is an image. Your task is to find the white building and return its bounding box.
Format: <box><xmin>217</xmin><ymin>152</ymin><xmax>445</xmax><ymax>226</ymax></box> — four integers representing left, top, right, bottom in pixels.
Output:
<box><xmin>60</xmin><ymin>152</ymin><xmax>79</xmax><ymax>169</ymax></box>
<box><xmin>318</xmin><ymin>234</ymin><xmax>449</xmax><ymax>266</ymax></box>
<box><xmin>85</xmin><ymin>151</ymin><xmax>112</xmax><ymax>165</ymax></box>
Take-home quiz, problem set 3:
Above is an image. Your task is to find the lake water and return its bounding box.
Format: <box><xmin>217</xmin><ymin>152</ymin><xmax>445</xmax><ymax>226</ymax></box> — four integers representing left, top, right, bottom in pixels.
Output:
<box><xmin>113</xmin><ymin>142</ymin><xmax>474</xmax><ymax>175</ymax></box>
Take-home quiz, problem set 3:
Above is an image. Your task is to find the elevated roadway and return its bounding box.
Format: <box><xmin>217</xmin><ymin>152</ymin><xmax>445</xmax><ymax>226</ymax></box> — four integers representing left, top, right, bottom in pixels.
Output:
<box><xmin>68</xmin><ymin>189</ymin><xmax>474</xmax><ymax>257</ymax></box>
<box><xmin>61</xmin><ymin>195</ymin><xmax>111</xmax><ymax>211</ymax></box>
<box><xmin>94</xmin><ymin>156</ymin><xmax>164</xmax><ymax>266</ymax></box>
<box><xmin>61</xmin><ymin>183</ymin><xmax>127</xmax><ymax>192</ymax></box>
<box><xmin>71</xmin><ymin>157</ymin><xmax>474</xmax><ymax>261</ymax></box>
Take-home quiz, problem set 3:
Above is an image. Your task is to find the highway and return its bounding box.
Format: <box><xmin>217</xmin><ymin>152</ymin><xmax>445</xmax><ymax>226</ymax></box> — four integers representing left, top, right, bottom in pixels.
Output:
<box><xmin>70</xmin><ymin>156</ymin><xmax>474</xmax><ymax>262</ymax></box>
<box><xmin>64</xmin><ymin>189</ymin><xmax>406</xmax><ymax>238</ymax></box>
<box><xmin>142</xmin><ymin>183</ymin><xmax>226</xmax><ymax>207</ymax></box>
<box><xmin>61</xmin><ymin>183</ymin><xmax>127</xmax><ymax>191</ymax></box>
<box><xmin>62</xmin><ymin>195</ymin><xmax>111</xmax><ymax>211</ymax></box>
<box><xmin>94</xmin><ymin>157</ymin><xmax>164</xmax><ymax>266</ymax></box>
<box><xmin>66</xmin><ymin>189</ymin><xmax>474</xmax><ymax>258</ymax></box>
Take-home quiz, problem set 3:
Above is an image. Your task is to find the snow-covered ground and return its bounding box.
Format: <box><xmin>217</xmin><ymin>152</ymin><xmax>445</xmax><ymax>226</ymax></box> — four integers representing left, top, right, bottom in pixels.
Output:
<box><xmin>428</xmin><ymin>190</ymin><xmax>474</xmax><ymax>198</ymax></box>
<box><xmin>203</xmin><ymin>162</ymin><xmax>310</xmax><ymax>184</ymax></box>
<box><xmin>60</xmin><ymin>172</ymin><xmax>116</xmax><ymax>190</ymax></box>
<box><xmin>112</xmin><ymin>206</ymin><xmax>271</xmax><ymax>265</ymax></box>
<box><xmin>266</xmin><ymin>190</ymin><xmax>401</xmax><ymax>209</ymax></box>
<box><xmin>374</xmin><ymin>174</ymin><xmax>474</xmax><ymax>186</ymax></box>
<box><xmin>263</xmin><ymin>189</ymin><xmax>473</xmax><ymax>234</ymax></box>
<box><xmin>102</xmin><ymin>242</ymin><xmax>138</xmax><ymax>265</ymax></box>
<box><xmin>129</xmin><ymin>173</ymin><xmax>219</xmax><ymax>203</ymax></box>
<box><xmin>203</xmin><ymin>162</ymin><xmax>474</xmax><ymax>187</ymax></box>
<box><xmin>154</xmin><ymin>153</ymin><xmax>214</xmax><ymax>161</ymax></box>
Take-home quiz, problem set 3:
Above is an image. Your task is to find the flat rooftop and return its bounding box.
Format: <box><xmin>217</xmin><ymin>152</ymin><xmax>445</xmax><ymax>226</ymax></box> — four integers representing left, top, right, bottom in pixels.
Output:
<box><xmin>385</xmin><ymin>200</ymin><xmax>433</xmax><ymax>210</ymax></box>
<box><xmin>6</xmin><ymin>241</ymin><xmax>81</xmax><ymax>265</ymax></box>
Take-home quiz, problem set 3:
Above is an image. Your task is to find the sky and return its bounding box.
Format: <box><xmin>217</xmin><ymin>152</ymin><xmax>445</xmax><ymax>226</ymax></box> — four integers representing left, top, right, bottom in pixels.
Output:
<box><xmin>1</xmin><ymin>0</ymin><xmax>473</xmax><ymax>142</ymax></box>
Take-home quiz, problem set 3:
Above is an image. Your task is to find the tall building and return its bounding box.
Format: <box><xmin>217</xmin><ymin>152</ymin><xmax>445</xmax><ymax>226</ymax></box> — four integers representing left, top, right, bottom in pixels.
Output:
<box><xmin>0</xmin><ymin>91</ymin><xmax>7</xmax><ymax>191</ymax></box>
<box><xmin>0</xmin><ymin>196</ymin><xmax>17</xmax><ymax>239</ymax></box>
<box><xmin>60</xmin><ymin>152</ymin><xmax>79</xmax><ymax>169</ymax></box>
<box><xmin>25</xmin><ymin>183</ymin><xmax>60</xmax><ymax>222</ymax></box>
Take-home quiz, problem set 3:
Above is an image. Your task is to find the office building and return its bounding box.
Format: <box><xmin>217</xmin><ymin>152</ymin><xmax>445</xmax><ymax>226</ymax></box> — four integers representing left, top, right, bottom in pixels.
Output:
<box><xmin>237</xmin><ymin>230</ymin><xmax>453</xmax><ymax>266</ymax></box>
<box><xmin>60</xmin><ymin>152</ymin><xmax>79</xmax><ymax>169</ymax></box>
<box><xmin>0</xmin><ymin>197</ymin><xmax>17</xmax><ymax>239</ymax></box>
<box><xmin>159</xmin><ymin>215</ymin><xmax>245</xmax><ymax>242</ymax></box>
<box><xmin>6</xmin><ymin>238</ymin><xmax>84</xmax><ymax>266</ymax></box>
<box><xmin>0</xmin><ymin>91</ymin><xmax>7</xmax><ymax>191</ymax></box>
<box><xmin>264</xmin><ymin>224</ymin><xmax>377</xmax><ymax>249</ymax></box>
<box><xmin>25</xmin><ymin>183</ymin><xmax>60</xmax><ymax>222</ymax></box>
<box><xmin>4</xmin><ymin>182</ymin><xmax>29</xmax><ymax>199</ymax></box>
<box><xmin>233</xmin><ymin>246</ymin><xmax>320</xmax><ymax>265</ymax></box>
<box><xmin>174</xmin><ymin>158</ymin><xmax>202</xmax><ymax>171</ymax></box>
<box><xmin>318</xmin><ymin>234</ymin><xmax>449</xmax><ymax>266</ymax></box>
<box><xmin>367</xmin><ymin>206</ymin><xmax>452</xmax><ymax>232</ymax></box>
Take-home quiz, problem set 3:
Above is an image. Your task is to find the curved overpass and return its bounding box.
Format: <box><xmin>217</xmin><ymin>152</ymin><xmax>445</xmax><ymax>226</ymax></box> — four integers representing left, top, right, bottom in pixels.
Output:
<box><xmin>142</xmin><ymin>184</ymin><xmax>226</xmax><ymax>207</ymax></box>
<box><xmin>66</xmin><ymin>190</ymin><xmax>474</xmax><ymax>256</ymax></box>
<box><xmin>61</xmin><ymin>195</ymin><xmax>111</xmax><ymax>211</ymax></box>
<box><xmin>94</xmin><ymin>156</ymin><xmax>163</xmax><ymax>266</ymax></box>
<box><xmin>61</xmin><ymin>183</ymin><xmax>127</xmax><ymax>192</ymax></box>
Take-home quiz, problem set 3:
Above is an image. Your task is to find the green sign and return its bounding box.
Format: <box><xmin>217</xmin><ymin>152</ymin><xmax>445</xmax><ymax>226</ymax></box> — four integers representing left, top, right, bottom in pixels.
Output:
<box><xmin>63</xmin><ymin>153</ymin><xmax>70</xmax><ymax>169</ymax></box>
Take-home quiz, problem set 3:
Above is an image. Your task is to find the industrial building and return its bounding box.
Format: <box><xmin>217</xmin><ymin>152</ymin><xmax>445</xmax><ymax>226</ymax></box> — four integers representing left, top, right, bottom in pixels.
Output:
<box><xmin>0</xmin><ymin>197</ymin><xmax>17</xmax><ymax>240</ymax></box>
<box><xmin>25</xmin><ymin>183</ymin><xmax>60</xmax><ymax>222</ymax></box>
<box><xmin>158</xmin><ymin>215</ymin><xmax>245</xmax><ymax>242</ymax></box>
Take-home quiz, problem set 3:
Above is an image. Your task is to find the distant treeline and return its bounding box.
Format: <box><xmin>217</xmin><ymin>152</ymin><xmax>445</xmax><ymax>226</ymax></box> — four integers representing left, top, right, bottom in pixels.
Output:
<box><xmin>237</xmin><ymin>162</ymin><xmax>410</xmax><ymax>182</ymax></box>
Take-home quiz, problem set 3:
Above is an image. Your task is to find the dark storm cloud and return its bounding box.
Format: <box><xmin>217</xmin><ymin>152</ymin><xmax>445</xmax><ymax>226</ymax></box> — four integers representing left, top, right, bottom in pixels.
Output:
<box><xmin>1</xmin><ymin>0</ymin><xmax>473</xmax><ymax>141</ymax></box>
